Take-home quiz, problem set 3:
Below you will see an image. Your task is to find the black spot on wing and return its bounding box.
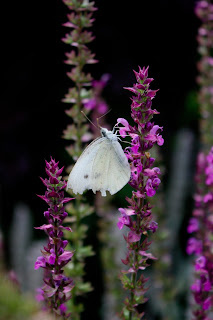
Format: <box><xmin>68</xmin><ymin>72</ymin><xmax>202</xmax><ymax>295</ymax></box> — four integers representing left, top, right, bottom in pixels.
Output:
<box><xmin>84</xmin><ymin>174</ymin><xmax>89</xmax><ymax>179</ymax></box>
<box><xmin>94</xmin><ymin>173</ymin><xmax>101</xmax><ymax>179</ymax></box>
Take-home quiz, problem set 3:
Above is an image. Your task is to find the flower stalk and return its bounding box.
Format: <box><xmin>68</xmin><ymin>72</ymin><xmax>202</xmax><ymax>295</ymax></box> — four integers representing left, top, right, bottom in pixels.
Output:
<box><xmin>117</xmin><ymin>66</ymin><xmax>163</xmax><ymax>319</ymax></box>
<box><xmin>61</xmin><ymin>0</ymin><xmax>98</xmax><ymax>317</ymax></box>
<box><xmin>35</xmin><ymin>158</ymin><xmax>74</xmax><ymax>319</ymax></box>
<box><xmin>186</xmin><ymin>1</ymin><xmax>213</xmax><ymax>318</ymax></box>
<box><xmin>187</xmin><ymin>150</ymin><xmax>213</xmax><ymax>318</ymax></box>
<box><xmin>195</xmin><ymin>0</ymin><xmax>213</xmax><ymax>151</ymax></box>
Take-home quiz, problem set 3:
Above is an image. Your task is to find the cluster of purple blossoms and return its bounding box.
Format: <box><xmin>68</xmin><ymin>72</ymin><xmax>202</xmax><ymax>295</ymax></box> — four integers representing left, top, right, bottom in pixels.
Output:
<box><xmin>187</xmin><ymin>148</ymin><xmax>213</xmax><ymax>319</ymax></box>
<box><xmin>83</xmin><ymin>74</ymin><xmax>110</xmax><ymax>114</ymax></box>
<box><xmin>35</xmin><ymin>158</ymin><xmax>74</xmax><ymax>319</ymax></box>
<box><xmin>116</xmin><ymin>66</ymin><xmax>163</xmax><ymax>318</ymax></box>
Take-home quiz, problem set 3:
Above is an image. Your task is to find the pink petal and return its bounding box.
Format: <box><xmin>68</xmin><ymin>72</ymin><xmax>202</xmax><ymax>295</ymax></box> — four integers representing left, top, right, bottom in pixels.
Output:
<box><xmin>34</xmin><ymin>224</ymin><xmax>53</xmax><ymax>230</ymax></box>
<box><xmin>128</xmin><ymin>231</ymin><xmax>141</xmax><ymax>243</ymax></box>
<box><xmin>117</xmin><ymin>118</ymin><xmax>129</xmax><ymax>128</ymax></box>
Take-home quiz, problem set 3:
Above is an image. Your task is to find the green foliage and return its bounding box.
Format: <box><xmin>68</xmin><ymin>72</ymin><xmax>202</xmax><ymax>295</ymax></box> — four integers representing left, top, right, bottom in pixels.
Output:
<box><xmin>0</xmin><ymin>274</ymin><xmax>38</xmax><ymax>320</ymax></box>
<box><xmin>119</xmin><ymin>273</ymin><xmax>133</xmax><ymax>290</ymax></box>
<box><xmin>62</xmin><ymin>0</ymin><xmax>98</xmax><ymax>317</ymax></box>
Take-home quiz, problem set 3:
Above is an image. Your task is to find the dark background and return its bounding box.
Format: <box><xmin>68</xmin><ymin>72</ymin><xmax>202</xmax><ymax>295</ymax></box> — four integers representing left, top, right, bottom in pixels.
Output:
<box><xmin>0</xmin><ymin>0</ymin><xmax>199</xmax><ymax>317</ymax></box>
<box><xmin>0</xmin><ymin>0</ymin><xmax>199</xmax><ymax>211</ymax></box>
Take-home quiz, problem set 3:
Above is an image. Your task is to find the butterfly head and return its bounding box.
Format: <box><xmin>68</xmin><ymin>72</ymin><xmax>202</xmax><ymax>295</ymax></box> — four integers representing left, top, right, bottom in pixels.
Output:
<box><xmin>100</xmin><ymin>127</ymin><xmax>118</xmax><ymax>141</ymax></box>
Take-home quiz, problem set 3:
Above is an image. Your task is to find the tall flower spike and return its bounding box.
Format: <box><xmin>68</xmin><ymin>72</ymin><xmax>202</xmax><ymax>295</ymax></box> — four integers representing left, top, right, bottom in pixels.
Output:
<box><xmin>35</xmin><ymin>158</ymin><xmax>74</xmax><ymax>319</ymax></box>
<box><xmin>187</xmin><ymin>149</ymin><xmax>213</xmax><ymax>319</ymax></box>
<box><xmin>195</xmin><ymin>0</ymin><xmax>213</xmax><ymax>151</ymax></box>
<box><xmin>117</xmin><ymin>66</ymin><xmax>163</xmax><ymax>319</ymax></box>
<box><xmin>186</xmin><ymin>1</ymin><xmax>213</xmax><ymax>319</ymax></box>
<box><xmin>61</xmin><ymin>0</ymin><xmax>97</xmax><ymax>317</ymax></box>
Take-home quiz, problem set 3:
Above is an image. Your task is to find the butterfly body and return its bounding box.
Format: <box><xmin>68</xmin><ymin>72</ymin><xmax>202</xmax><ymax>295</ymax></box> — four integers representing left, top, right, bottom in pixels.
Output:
<box><xmin>67</xmin><ymin>127</ymin><xmax>131</xmax><ymax>196</ymax></box>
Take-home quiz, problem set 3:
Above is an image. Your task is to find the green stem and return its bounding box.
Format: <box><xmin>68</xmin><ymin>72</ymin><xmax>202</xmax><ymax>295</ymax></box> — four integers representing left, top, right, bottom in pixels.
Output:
<box><xmin>128</xmin><ymin>190</ymin><xmax>144</xmax><ymax>320</ymax></box>
<box><xmin>129</xmin><ymin>270</ymin><xmax>137</xmax><ymax>320</ymax></box>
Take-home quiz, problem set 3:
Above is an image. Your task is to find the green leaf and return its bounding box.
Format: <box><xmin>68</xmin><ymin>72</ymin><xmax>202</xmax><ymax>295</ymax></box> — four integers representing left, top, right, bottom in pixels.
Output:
<box><xmin>77</xmin><ymin>281</ymin><xmax>93</xmax><ymax>293</ymax></box>
<box><xmin>76</xmin><ymin>245</ymin><xmax>94</xmax><ymax>259</ymax></box>
<box><xmin>119</xmin><ymin>273</ymin><xmax>133</xmax><ymax>290</ymax></box>
<box><xmin>62</xmin><ymin>124</ymin><xmax>77</xmax><ymax>140</ymax></box>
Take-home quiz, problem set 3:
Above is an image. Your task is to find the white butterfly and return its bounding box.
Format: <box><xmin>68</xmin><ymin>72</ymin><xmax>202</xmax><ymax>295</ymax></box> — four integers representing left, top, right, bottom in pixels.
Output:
<box><xmin>67</xmin><ymin>127</ymin><xmax>131</xmax><ymax>196</ymax></box>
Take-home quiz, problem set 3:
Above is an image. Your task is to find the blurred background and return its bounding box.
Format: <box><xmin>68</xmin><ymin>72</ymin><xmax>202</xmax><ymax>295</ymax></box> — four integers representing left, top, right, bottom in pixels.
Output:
<box><xmin>0</xmin><ymin>0</ymin><xmax>201</xmax><ymax>319</ymax></box>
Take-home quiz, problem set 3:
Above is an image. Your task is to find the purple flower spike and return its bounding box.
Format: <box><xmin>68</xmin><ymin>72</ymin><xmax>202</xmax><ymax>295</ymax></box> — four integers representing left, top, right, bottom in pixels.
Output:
<box><xmin>188</xmin><ymin>2</ymin><xmax>213</xmax><ymax>315</ymax></box>
<box><xmin>187</xmin><ymin>149</ymin><xmax>213</xmax><ymax>318</ymax></box>
<box><xmin>117</xmin><ymin>67</ymin><xmax>163</xmax><ymax>319</ymax></box>
<box><xmin>35</xmin><ymin>158</ymin><xmax>74</xmax><ymax>318</ymax></box>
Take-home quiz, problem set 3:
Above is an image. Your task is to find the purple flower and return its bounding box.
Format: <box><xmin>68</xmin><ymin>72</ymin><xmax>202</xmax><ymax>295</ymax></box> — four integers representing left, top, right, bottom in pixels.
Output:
<box><xmin>48</xmin><ymin>250</ymin><xmax>56</xmax><ymax>265</ymax></box>
<box><xmin>83</xmin><ymin>74</ymin><xmax>109</xmax><ymax>114</ymax></box>
<box><xmin>195</xmin><ymin>256</ymin><xmax>206</xmax><ymax>271</ymax></box>
<box><xmin>35</xmin><ymin>158</ymin><xmax>74</xmax><ymax>318</ymax></box>
<box><xmin>148</xmin><ymin>221</ymin><xmax>158</xmax><ymax>233</ymax></box>
<box><xmin>117</xmin><ymin>208</ymin><xmax>134</xmax><ymax>230</ymax></box>
<box><xmin>58</xmin><ymin>251</ymin><xmax>74</xmax><ymax>264</ymax></box>
<box><xmin>203</xmin><ymin>297</ymin><xmax>211</xmax><ymax>311</ymax></box>
<box><xmin>117</xmin><ymin>66</ymin><xmax>163</xmax><ymax>318</ymax></box>
<box><xmin>187</xmin><ymin>218</ymin><xmax>199</xmax><ymax>233</ymax></box>
<box><xmin>186</xmin><ymin>237</ymin><xmax>202</xmax><ymax>255</ymax></box>
<box><xmin>144</xmin><ymin>167</ymin><xmax>161</xmax><ymax>176</ymax></box>
<box><xmin>204</xmin><ymin>280</ymin><xmax>211</xmax><ymax>292</ymax></box>
<box><xmin>203</xmin><ymin>193</ymin><xmax>213</xmax><ymax>203</ymax></box>
<box><xmin>145</xmin><ymin>178</ymin><xmax>156</xmax><ymax>197</ymax></box>
<box><xmin>84</xmin><ymin>98</ymin><xmax>96</xmax><ymax>111</ymax></box>
<box><xmin>35</xmin><ymin>288</ymin><xmax>45</xmax><ymax>302</ymax></box>
<box><xmin>187</xmin><ymin>148</ymin><xmax>213</xmax><ymax>316</ymax></box>
<box><xmin>191</xmin><ymin>279</ymin><xmax>201</xmax><ymax>293</ymax></box>
<box><xmin>145</xmin><ymin>125</ymin><xmax>164</xmax><ymax>146</ymax></box>
<box><xmin>128</xmin><ymin>231</ymin><xmax>141</xmax><ymax>243</ymax></box>
<box><xmin>117</xmin><ymin>118</ymin><xmax>131</xmax><ymax>138</ymax></box>
<box><xmin>34</xmin><ymin>256</ymin><xmax>46</xmax><ymax>270</ymax></box>
<box><xmin>59</xmin><ymin>303</ymin><xmax>67</xmax><ymax>313</ymax></box>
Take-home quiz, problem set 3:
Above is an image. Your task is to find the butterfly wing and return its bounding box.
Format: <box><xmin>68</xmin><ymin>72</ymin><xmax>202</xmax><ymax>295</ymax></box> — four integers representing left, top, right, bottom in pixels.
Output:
<box><xmin>88</xmin><ymin>139</ymin><xmax>131</xmax><ymax>196</ymax></box>
<box><xmin>67</xmin><ymin>137</ymin><xmax>107</xmax><ymax>195</ymax></box>
<box><xmin>105</xmin><ymin>140</ymin><xmax>131</xmax><ymax>195</ymax></box>
<box><xmin>67</xmin><ymin>137</ymin><xmax>131</xmax><ymax>196</ymax></box>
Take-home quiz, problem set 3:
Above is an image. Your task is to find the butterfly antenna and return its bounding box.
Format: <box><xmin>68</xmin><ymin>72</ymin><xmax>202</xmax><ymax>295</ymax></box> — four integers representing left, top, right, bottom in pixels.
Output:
<box><xmin>81</xmin><ymin>111</ymin><xmax>98</xmax><ymax>129</ymax></box>
<box><xmin>96</xmin><ymin>109</ymin><xmax>112</xmax><ymax>128</ymax></box>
